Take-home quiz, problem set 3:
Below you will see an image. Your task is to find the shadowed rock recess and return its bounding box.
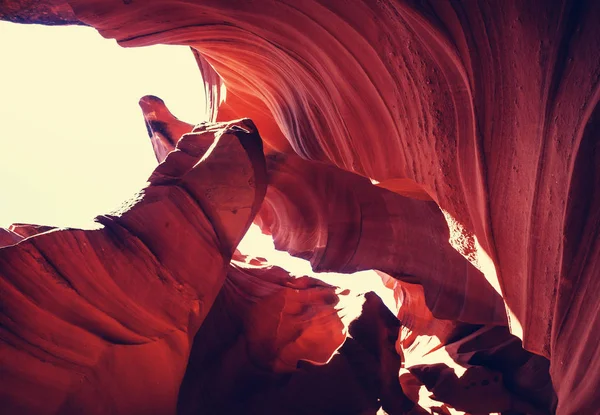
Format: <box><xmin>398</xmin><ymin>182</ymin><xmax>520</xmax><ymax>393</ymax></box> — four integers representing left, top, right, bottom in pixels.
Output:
<box><xmin>1</xmin><ymin>1</ymin><xmax>599</xmax><ymax>414</ymax></box>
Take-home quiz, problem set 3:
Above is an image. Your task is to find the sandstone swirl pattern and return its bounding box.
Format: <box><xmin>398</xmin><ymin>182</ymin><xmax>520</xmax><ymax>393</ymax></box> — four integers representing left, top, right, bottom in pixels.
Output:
<box><xmin>1</xmin><ymin>1</ymin><xmax>600</xmax><ymax>414</ymax></box>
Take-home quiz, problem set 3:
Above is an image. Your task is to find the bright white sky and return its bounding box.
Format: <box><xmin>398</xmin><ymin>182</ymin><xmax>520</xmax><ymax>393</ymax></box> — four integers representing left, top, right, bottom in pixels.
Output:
<box><xmin>0</xmin><ymin>22</ymin><xmax>395</xmax><ymax>311</ymax></box>
<box><xmin>0</xmin><ymin>22</ymin><xmax>204</xmax><ymax>228</ymax></box>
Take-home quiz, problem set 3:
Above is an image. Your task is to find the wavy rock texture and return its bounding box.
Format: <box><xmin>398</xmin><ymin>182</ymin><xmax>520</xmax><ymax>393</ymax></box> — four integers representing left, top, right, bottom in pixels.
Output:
<box><xmin>2</xmin><ymin>0</ymin><xmax>600</xmax><ymax>413</ymax></box>
<box><xmin>140</xmin><ymin>94</ymin><xmax>505</xmax><ymax>327</ymax></box>
<box><xmin>380</xmin><ymin>273</ymin><xmax>556</xmax><ymax>414</ymax></box>
<box><xmin>258</xmin><ymin>151</ymin><xmax>508</xmax><ymax>327</ymax></box>
<box><xmin>0</xmin><ymin>121</ymin><xmax>267</xmax><ymax>414</ymax></box>
<box><xmin>141</xmin><ymin>93</ymin><xmax>555</xmax><ymax>414</ymax></box>
<box><xmin>177</xmin><ymin>259</ymin><xmax>413</xmax><ymax>414</ymax></box>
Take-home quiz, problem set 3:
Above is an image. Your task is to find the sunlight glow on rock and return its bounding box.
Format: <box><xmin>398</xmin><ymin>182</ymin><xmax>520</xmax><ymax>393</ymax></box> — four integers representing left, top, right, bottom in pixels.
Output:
<box><xmin>0</xmin><ymin>21</ymin><xmax>394</xmax><ymax>313</ymax></box>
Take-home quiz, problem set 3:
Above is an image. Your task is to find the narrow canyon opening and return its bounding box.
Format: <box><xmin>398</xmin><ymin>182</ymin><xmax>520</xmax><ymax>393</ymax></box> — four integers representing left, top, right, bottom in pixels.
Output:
<box><xmin>0</xmin><ymin>21</ymin><xmax>395</xmax><ymax>316</ymax></box>
<box><xmin>3</xmin><ymin>2</ymin><xmax>595</xmax><ymax>412</ymax></box>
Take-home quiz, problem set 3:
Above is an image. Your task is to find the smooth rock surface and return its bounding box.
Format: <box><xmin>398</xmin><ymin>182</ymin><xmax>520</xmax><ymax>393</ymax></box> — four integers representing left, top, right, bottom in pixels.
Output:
<box><xmin>2</xmin><ymin>0</ymin><xmax>600</xmax><ymax>413</ymax></box>
<box><xmin>0</xmin><ymin>120</ymin><xmax>267</xmax><ymax>414</ymax></box>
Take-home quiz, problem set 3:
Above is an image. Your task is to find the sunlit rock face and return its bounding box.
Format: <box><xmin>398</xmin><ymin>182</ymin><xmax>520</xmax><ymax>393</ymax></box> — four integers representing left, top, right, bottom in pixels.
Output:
<box><xmin>2</xmin><ymin>0</ymin><xmax>600</xmax><ymax>414</ymax></box>
<box><xmin>0</xmin><ymin>121</ymin><xmax>268</xmax><ymax>414</ymax></box>
<box><xmin>177</xmin><ymin>259</ymin><xmax>406</xmax><ymax>414</ymax></box>
<box><xmin>140</xmin><ymin>94</ymin><xmax>557</xmax><ymax>414</ymax></box>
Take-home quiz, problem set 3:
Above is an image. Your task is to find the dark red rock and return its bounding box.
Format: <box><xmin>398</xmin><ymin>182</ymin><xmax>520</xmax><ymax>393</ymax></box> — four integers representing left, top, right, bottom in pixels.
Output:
<box><xmin>2</xmin><ymin>0</ymin><xmax>600</xmax><ymax>413</ymax></box>
<box><xmin>179</xmin><ymin>284</ymin><xmax>416</xmax><ymax>415</ymax></box>
<box><xmin>0</xmin><ymin>120</ymin><xmax>266</xmax><ymax>414</ymax></box>
<box><xmin>0</xmin><ymin>0</ymin><xmax>82</xmax><ymax>25</ymax></box>
<box><xmin>135</xmin><ymin>94</ymin><xmax>558</xmax><ymax>413</ymax></box>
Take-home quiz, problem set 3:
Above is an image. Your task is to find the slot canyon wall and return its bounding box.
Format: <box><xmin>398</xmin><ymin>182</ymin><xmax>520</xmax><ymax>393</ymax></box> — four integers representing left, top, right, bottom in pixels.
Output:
<box><xmin>1</xmin><ymin>1</ymin><xmax>599</xmax><ymax>414</ymax></box>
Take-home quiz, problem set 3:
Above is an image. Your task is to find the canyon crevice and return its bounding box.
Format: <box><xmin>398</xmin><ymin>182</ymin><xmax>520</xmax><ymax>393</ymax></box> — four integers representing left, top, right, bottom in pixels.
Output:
<box><xmin>1</xmin><ymin>1</ymin><xmax>599</xmax><ymax>414</ymax></box>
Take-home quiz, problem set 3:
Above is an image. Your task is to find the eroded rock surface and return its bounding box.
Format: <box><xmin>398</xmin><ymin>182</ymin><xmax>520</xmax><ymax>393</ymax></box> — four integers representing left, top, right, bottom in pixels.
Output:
<box><xmin>0</xmin><ymin>120</ymin><xmax>267</xmax><ymax>414</ymax></box>
<box><xmin>2</xmin><ymin>0</ymin><xmax>600</xmax><ymax>414</ymax></box>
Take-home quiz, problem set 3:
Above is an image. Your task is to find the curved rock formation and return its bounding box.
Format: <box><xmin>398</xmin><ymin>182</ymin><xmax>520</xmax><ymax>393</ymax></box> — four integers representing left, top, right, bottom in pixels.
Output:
<box><xmin>382</xmin><ymin>273</ymin><xmax>556</xmax><ymax>414</ymax></box>
<box><xmin>140</xmin><ymin>96</ymin><xmax>558</xmax><ymax>413</ymax></box>
<box><xmin>177</xmin><ymin>259</ymin><xmax>396</xmax><ymax>415</ymax></box>
<box><xmin>139</xmin><ymin>94</ymin><xmax>505</xmax><ymax>327</ymax></box>
<box><xmin>2</xmin><ymin>0</ymin><xmax>600</xmax><ymax>413</ymax></box>
<box><xmin>0</xmin><ymin>120</ymin><xmax>267</xmax><ymax>413</ymax></box>
<box><xmin>258</xmin><ymin>151</ymin><xmax>507</xmax><ymax>327</ymax></box>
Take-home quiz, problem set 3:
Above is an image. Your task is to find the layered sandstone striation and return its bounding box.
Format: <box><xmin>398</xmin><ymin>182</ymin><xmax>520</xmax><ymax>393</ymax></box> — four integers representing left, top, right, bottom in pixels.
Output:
<box><xmin>1</xmin><ymin>0</ymin><xmax>600</xmax><ymax>414</ymax></box>
<box><xmin>0</xmin><ymin>120</ymin><xmax>268</xmax><ymax>413</ymax></box>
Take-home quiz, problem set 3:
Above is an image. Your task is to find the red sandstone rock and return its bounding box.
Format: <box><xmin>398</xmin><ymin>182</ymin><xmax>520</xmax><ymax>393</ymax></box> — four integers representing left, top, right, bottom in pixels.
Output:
<box><xmin>142</xmin><ymin>97</ymin><xmax>555</xmax><ymax>414</ymax></box>
<box><xmin>2</xmin><ymin>0</ymin><xmax>600</xmax><ymax>413</ymax></box>
<box><xmin>179</xmin><ymin>285</ymin><xmax>417</xmax><ymax>415</ymax></box>
<box><xmin>258</xmin><ymin>151</ymin><xmax>507</xmax><ymax>327</ymax></box>
<box><xmin>0</xmin><ymin>120</ymin><xmax>266</xmax><ymax>414</ymax></box>
<box><xmin>142</xmin><ymin>95</ymin><xmax>506</xmax><ymax>327</ymax></box>
<box><xmin>139</xmin><ymin>95</ymin><xmax>195</xmax><ymax>163</ymax></box>
<box><xmin>0</xmin><ymin>0</ymin><xmax>81</xmax><ymax>25</ymax></box>
<box><xmin>224</xmin><ymin>256</ymin><xmax>347</xmax><ymax>373</ymax></box>
<box><xmin>382</xmin><ymin>273</ymin><xmax>555</xmax><ymax>414</ymax></box>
